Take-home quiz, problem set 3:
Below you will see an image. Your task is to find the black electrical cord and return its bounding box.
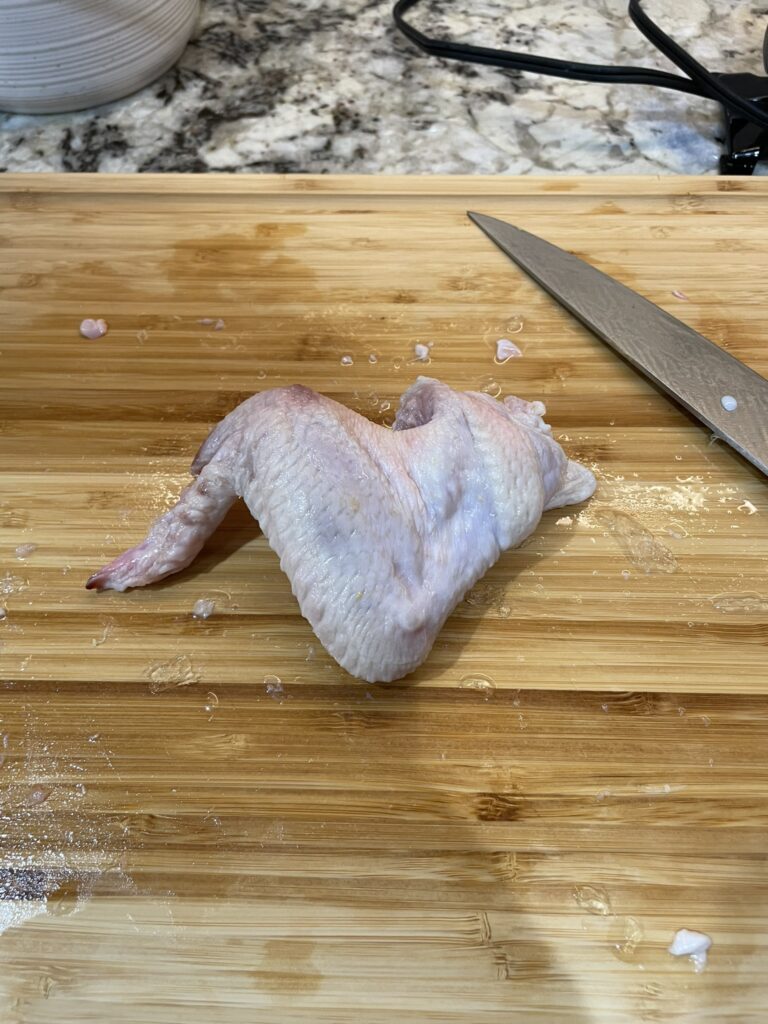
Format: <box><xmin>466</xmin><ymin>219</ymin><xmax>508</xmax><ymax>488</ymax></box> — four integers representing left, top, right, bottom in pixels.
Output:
<box><xmin>393</xmin><ymin>0</ymin><xmax>768</xmax><ymax>130</ymax></box>
<box><xmin>627</xmin><ymin>0</ymin><xmax>768</xmax><ymax>127</ymax></box>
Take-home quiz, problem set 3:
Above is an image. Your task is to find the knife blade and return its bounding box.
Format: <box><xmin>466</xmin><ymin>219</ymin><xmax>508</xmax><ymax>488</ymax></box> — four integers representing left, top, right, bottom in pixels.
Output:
<box><xmin>468</xmin><ymin>211</ymin><xmax>768</xmax><ymax>478</ymax></box>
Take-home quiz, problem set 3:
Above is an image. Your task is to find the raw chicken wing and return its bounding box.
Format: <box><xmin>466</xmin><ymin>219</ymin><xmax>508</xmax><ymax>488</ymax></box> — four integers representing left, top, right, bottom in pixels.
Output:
<box><xmin>86</xmin><ymin>378</ymin><xmax>595</xmax><ymax>682</ymax></box>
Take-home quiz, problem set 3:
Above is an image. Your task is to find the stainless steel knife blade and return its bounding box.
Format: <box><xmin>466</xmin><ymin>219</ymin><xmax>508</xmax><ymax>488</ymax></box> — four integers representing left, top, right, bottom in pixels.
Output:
<box><xmin>468</xmin><ymin>211</ymin><xmax>768</xmax><ymax>478</ymax></box>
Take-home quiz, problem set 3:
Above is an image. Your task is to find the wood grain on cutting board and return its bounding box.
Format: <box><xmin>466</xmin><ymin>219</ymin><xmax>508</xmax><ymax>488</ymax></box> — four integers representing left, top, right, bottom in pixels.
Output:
<box><xmin>0</xmin><ymin>175</ymin><xmax>766</xmax><ymax>1023</ymax></box>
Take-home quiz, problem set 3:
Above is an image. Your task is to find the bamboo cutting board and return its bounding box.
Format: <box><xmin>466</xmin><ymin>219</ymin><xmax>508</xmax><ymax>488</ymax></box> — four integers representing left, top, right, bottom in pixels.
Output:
<box><xmin>0</xmin><ymin>175</ymin><xmax>767</xmax><ymax>1022</ymax></box>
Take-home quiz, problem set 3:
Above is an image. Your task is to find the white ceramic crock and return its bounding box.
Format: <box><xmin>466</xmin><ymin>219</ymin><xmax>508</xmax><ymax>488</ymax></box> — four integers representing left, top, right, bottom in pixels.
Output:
<box><xmin>0</xmin><ymin>0</ymin><xmax>201</xmax><ymax>114</ymax></box>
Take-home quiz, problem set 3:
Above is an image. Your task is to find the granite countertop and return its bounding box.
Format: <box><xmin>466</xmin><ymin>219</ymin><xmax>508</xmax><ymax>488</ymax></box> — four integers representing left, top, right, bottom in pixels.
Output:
<box><xmin>1</xmin><ymin>0</ymin><xmax>766</xmax><ymax>175</ymax></box>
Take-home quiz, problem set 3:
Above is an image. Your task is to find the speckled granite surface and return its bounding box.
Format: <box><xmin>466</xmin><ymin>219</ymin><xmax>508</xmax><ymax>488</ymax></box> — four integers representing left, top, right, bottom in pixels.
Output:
<box><xmin>1</xmin><ymin>0</ymin><xmax>767</xmax><ymax>174</ymax></box>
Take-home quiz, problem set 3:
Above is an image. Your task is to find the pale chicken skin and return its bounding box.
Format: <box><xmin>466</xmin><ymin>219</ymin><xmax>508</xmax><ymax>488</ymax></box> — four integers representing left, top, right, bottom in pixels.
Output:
<box><xmin>86</xmin><ymin>378</ymin><xmax>595</xmax><ymax>682</ymax></box>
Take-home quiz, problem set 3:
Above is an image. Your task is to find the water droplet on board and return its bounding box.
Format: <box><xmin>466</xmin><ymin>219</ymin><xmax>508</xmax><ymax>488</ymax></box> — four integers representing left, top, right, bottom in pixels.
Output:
<box><xmin>0</xmin><ymin>607</ymin><xmax>6</xmax><ymax>621</ymax></box>
<box><xmin>204</xmin><ymin>692</ymin><xmax>219</xmax><ymax>713</ymax></box>
<box><xmin>593</xmin><ymin>509</ymin><xmax>678</xmax><ymax>574</ymax></box>
<box><xmin>458</xmin><ymin>674</ymin><xmax>496</xmax><ymax>699</ymax></box>
<box><xmin>264</xmin><ymin>675</ymin><xmax>285</xmax><ymax>701</ymax></box>
<box><xmin>368</xmin><ymin>353</ymin><xmax>378</xmax><ymax>364</ymax></box>
<box><xmin>340</xmin><ymin>355</ymin><xmax>353</xmax><ymax>366</ymax></box>
<box><xmin>480</xmin><ymin>377</ymin><xmax>502</xmax><ymax>398</ymax></box>
<box><xmin>711</xmin><ymin>592</ymin><xmax>768</xmax><ymax>613</ymax></box>
<box><xmin>47</xmin><ymin>879</ymin><xmax>82</xmax><ymax>917</ymax></box>
<box><xmin>146</xmin><ymin>655</ymin><xmax>200</xmax><ymax>694</ymax></box>
<box><xmin>505</xmin><ymin>315</ymin><xmax>524</xmax><ymax>335</ymax></box>
<box><xmin>647</xmin><ymin>782</ymin><xmax>672</xmax><ymax>796</ymax></box>
<box><xmin>91</xmin><ymin>620</ymin><xmax>114</xmax><ymax>647</ymax></box>
<box><xmin>613</xmin><ymin>916</ymin><xmax>645</xmax><ymax>962</ymax></box>
<box><xmin>257</xmin><ymin>369</ymin><xmax>267</xmax><ymax>380</ymax></box>
<box><xmin>574</xmin><ymin>885</ymin><xmax>613</xmax><ymax>916</ymax></box>
<box><xmin>26</xmin><ymin>785</ymin><xmax>51</xmax><ymax>806</ymax></box>
<box><xmin>0</xmin><ymin>574</ymin><xmax>27</xmax><ymax>596</ymax></box>
<box><xmin>15</xmin><ymin>543</ymin><xmax>37</xmax><ymax>559</ymax></box>
<box><xmin>665</xmin><ymin>520</ymin><xmax>688</xmax><ymax>539</ymax></box>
